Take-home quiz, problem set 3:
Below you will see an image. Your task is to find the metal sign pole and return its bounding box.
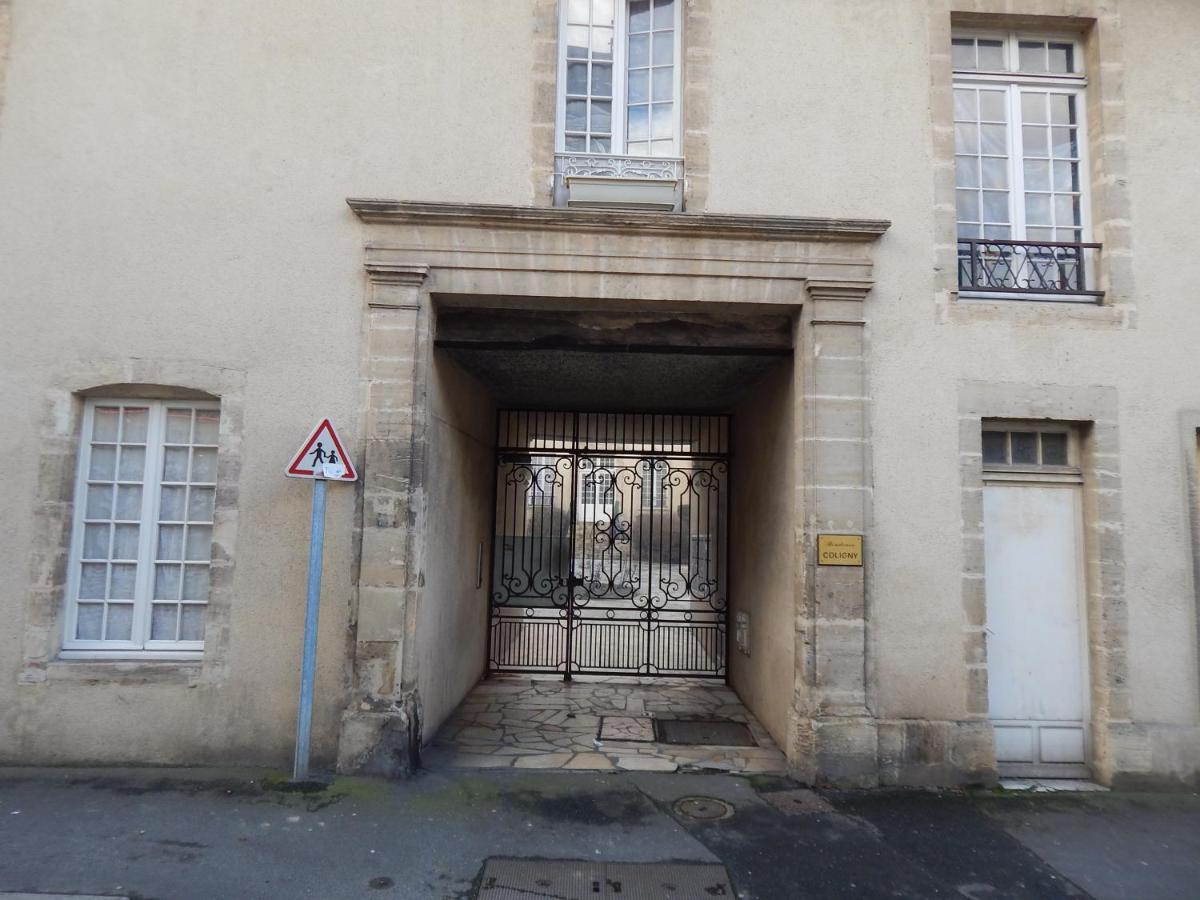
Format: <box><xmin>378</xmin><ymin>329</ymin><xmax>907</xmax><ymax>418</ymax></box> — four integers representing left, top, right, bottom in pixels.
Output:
<box><xmin>292</xmin><ymin>475</ymin><xmax>327</xmax><ymax>782</ymax></box>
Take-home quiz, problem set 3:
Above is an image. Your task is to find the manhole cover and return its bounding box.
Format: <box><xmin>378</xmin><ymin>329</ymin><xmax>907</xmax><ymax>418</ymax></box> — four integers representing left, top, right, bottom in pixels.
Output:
<box><xmin>476</xmin><ymin>858</ymin><xmax>734</xmax><ymax>899</ymax></box>
<box><xmin>673</xmin><ymin>795</ymin><xmax>735</xmax><ymax>821</ymax></box>
<box><xmin>654</xmin><ymin>718</ymin><xmax>757</xmax><ymax>746</ymax></box>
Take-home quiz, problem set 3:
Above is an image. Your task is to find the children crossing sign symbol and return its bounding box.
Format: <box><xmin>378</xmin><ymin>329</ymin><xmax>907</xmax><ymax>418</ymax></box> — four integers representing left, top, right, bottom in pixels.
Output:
<box><xmin>285</xmin><ymin>418</ymin><xmax>357</xmax><ymax>481</ymax></box>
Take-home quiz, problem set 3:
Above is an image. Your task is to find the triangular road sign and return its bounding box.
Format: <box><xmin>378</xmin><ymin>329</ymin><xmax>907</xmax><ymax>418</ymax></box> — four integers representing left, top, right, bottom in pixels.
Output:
<box><xmin>286</xmin><ymin>418</ymin><xmax>357</xmax><ymax>481</ymax></box>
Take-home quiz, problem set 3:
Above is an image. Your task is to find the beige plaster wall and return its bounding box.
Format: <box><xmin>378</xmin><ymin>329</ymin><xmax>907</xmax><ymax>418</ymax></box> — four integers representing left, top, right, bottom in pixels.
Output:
<box><xmin>729</xmin><ymin>362</ymin><xmax>798</xmax><ymax>748</ymax></box>
<box><xmin>416</xmin><ymin>351</ymin><xmax>496</xmax><ymax>742</ymax></box>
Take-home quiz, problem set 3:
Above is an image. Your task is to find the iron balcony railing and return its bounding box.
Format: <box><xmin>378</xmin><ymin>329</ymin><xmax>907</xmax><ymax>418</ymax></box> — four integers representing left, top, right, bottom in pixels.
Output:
<box><xmin>958</xmin><ymin>238</ymin><xmax>1103</xmax><ymax>300</ymax></box>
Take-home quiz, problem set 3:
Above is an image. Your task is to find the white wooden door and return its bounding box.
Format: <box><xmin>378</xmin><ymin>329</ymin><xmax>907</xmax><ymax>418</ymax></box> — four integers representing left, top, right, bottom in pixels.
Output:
<box><xmin>983</xmin><ymin>481</ymin><xmax>1090</xmax><ymax>777</ymax></box>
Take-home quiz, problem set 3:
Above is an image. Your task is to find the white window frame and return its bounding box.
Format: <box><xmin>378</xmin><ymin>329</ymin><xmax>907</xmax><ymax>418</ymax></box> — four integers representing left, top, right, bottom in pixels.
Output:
<box><xmin>953</xmin><ymin>30</ymin><xmax>1095</xmax><ymax>299</ymax></box>
<box><xmin>61</xmin><ymin>399</ymin><xmax>219</xmax><ymax>659</ymax></box>
<box><xmin>555</xmin><ymin>0</ymin><xmax>684</xmax><ymax>158</ymax></box>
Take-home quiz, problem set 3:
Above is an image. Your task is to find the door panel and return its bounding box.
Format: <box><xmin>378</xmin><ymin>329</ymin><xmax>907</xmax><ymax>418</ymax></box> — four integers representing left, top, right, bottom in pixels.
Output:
<box><xmin>983</xmin><ymin>482</ymin><xmax>1088</xmax><ymax>772</ymax></box>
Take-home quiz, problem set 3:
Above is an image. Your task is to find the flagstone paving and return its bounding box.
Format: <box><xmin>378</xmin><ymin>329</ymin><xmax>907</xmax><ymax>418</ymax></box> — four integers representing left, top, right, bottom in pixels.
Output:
<box><xmin>423</xmin><ymin>674</ymin><xmax>790</xmax><ymax>774</ymax></box>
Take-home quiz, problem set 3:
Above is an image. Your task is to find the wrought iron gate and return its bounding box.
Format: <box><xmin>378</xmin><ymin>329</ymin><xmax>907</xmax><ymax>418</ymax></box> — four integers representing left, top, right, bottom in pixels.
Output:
<box><xmin>489</xmin><ymin>410</ymin><xmax>729</xmax><ymax>679</ymax></box>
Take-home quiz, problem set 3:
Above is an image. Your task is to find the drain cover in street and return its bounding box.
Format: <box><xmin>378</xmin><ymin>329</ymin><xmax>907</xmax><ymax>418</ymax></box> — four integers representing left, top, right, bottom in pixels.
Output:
<box><xmin>673</xmin><ymin>795</ymin><xmax>735</xmax><ymax>821</ymax></box>
<box><xmin>653</xmin><ymin>718</ymin><xmax>756</xmax><ymax>746</ymax></box>
<box><xmin>476</xmin><ymin>858</ymin><xmax>734</xmax><ymax>899</ymax></box>
<box><xmin>761</xmin><ymin>788</ymin><xmax>834</xmax><ymax>816</ymax></box>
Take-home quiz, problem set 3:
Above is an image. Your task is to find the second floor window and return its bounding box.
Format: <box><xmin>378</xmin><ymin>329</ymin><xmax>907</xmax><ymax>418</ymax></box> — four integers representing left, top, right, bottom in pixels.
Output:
<box><xmin>953</xmin><ymin>30</ymin><xmax>1099</xmax><ymax>298</ymax></box>
<box><xmin>557</xmin><ymin>0</ymin><xmax>681</xmax><ymax>159</ymax></box>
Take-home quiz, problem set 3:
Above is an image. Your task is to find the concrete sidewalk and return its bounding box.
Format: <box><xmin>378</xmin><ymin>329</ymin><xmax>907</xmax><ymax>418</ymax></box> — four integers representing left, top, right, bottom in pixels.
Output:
<box><xmin>0</xmin><ymin>767</ymin><xmax>1196</xmax><ymax>899</ymax></box>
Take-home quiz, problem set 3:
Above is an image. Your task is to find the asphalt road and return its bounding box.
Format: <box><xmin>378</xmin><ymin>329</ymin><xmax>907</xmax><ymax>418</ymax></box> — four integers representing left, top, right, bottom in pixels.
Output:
<box><xmin>0</xmin><ymin>767</ymin><xmax>1196</xmax><ymax>899</ymax></box>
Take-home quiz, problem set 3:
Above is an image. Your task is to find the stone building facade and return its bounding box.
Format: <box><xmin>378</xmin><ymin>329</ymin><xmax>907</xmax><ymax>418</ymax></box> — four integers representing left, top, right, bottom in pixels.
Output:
<box><xmin>1</xmin><ymin>0</ymin><xmax>1197</xmax><ymax>787</ymax></box>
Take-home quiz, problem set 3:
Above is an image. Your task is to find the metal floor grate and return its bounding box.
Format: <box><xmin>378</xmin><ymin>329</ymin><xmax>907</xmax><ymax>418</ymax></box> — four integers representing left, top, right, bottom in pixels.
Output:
<box><xmin>477</xmin><ymin>858</ymin><xmax>735</xmax><ymax>899</ymax></box>
<box><xmin>653</xmin><ymin>718</ymin><xmax>756</xmax><ymax>747</ymax></box>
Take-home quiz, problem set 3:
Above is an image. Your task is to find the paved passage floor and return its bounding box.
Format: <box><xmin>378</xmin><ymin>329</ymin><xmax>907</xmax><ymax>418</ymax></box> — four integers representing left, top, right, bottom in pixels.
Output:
<box><xmin>424</xmin><ymin>674</ymin><xmax>789</xmax><ymax>774</ymax></box>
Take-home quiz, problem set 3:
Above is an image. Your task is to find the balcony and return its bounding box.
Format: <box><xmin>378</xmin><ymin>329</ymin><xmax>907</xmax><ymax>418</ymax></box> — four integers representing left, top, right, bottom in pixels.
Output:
<box><xmin>957</xmin><ymin>239</ymin><xmax>1103</xmax><ymax>302</ymax></box>
<box><xmin>554</xmin><ymin>153</ymin><xmax>684</xmax><ymax>212</ymax></box>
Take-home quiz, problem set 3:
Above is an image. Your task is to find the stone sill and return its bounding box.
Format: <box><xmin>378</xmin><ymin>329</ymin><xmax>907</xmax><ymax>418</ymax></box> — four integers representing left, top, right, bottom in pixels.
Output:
<box><xmin>31</xmin><ymin>657</ymin><xmax>204</xmax><ymax>686</ymax></box>
<box><xmin>946</xmin><ymin>292</ymin><xmax>1132</xmax><ymax>329</ymax></box>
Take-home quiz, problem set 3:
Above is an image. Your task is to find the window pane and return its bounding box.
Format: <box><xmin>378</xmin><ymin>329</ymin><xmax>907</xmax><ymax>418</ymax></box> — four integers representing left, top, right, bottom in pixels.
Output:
<box><xmin>652</xmin><ymin>32</ymin><xmax>673</xmax><ymax>65</ymax></box>
<box><xmin>1026</xmin><ymin>226</ymin><xmax>1054</xmax><ymax>242</ymax></box>
<box><xmin>1021</xmin><ymin>93</ymin><xmax>1047</xmax><ymax>125</ymax></box>
<box><xmin>92</xmin><ymin>407</ymin><xmax>120</xmax><ymax>442</ymax></box>
<box><xmin>1041</xmin><ymin>432</ymin><xmax>1069</xmax><ymax>465</ymax></box>
<box><xmin>86</xmin><ymin>485</ymin><xmax>113</xmax><ymax>520</ymax></box>
<box><xmin>567</xmin><ymin>61</ymin><xmax>588</xmax><ymax>94</ymax></box>
<box><xmin>163</xmin><ymin>447</ymin><xmax>189</xmax><ymax>483</ymax></box>
<box><xmin>1022</xmin><ymin>126</ymin><xmax>1048</xmax><ymax>157</ymax></box>
<box><xmin>567</xmin><ymin>25</ymin><xmax>589</xmax><ymax>58</ymax></box>
<box><xmin>956</xmin><ymin>190</ymin><xmax>980</xmax><ymax>222</ymax></box>
<box><xmin>951</xmin><ymin>38</ymin><xmax>976</xmax><ymax>70</ymax></box>
<box><xmin>1019</xmin><ymin>41</ymin><xmax>1046</xmax><ymax>72</ymax></box>
<box><xmin>151</xmin><ymin>604</ymin><xmax>178</xmax><ymax>641</ymax></box>
<box><xmin>83</xmin><ymin>524</ymin><xmax>110</xmax><ymax>559</ymax></box>
<box><xmin>629</xmin><ymin>33</ymin><xmax>649</xmax><ymax>67</ymax></box>
<box><xmin>983</xmin><ymin>224</ymin><xmax>1012</xmax><ymax>239</ymax></box>
<box><xmin>590</xmin><ymin>100</ymin><xmax>611</xmax><ymax>132</ymax></box>
<box><xmin>110</xmin><ymin>563</ymin><xmax>137</xmax><ymax>599</ymax></box>
<box><xmin>1023</xmin><ymin>159</ymin><xmax>1050</xmax><ymax>191</ymax></box>
<box><xmin>165</xmin><ymin>408</ymin><xmax>193</xmax><ymax>444</ymax></box>
<box><xmin>565</xmin><ymin>134</ymin><xmax>586</xmax><ymax>151</ymax></box>
<box><xmin>954</xmin><ymin>89</ymin><xmax>977</xmax><ymax>121</ymax></box>
<box><xmin>180</xmin><ymin>606</ymin><xmax>207</xmax><ymax>642</ymax></box>
<box><xmin>628</xmin><ymin>69</ymin><xmax>649</xmax><ymax>103</ymax></box>
<box><xmin>955</xmin><ymin>156</ymin><xmax>979</xmax><ymax>189</ymax></box>
<box><xmin>566</xmin><ymin>99</ymin><xmax>587</xmax><ymax>131</ymax></box>
<box><xmin>79</xmin><ymin>563</ymin><xmax>107</xmax><ymax>599</ymax></box>
<box><xmin>159</xmin><ymin>485</ymin><xmax>186</xmax><ymax>521</ymax></box>
<box><xmin>112</xmin><ymin>524</ymin><xmax>139</xmax><ymax>560</ymax></box>
<box><xmin>1011</xmin><ymin>432</ymin><xmax>1037</xmax><ymax>464</ymax></box>
<box><xmin>651</xmin><ymin>102</ymin><xmax>673</xmax><ymax>139</ymax></box>
<box><xmin>567</xmin><ymin>0</ymin><xmax>590</xmax><ymax>25</ymax></box>
<box><xmin>591</xmin><ymin>26</ymin><xmax>613</xmax><ymax>60</ymax></box>
<box><xmin>183</xmin><ymin>565</ymin><xmax>211</xmax><ymax>602</ymax></box>
<box><xmin>653</xmin><ymin>0</ymin><xmax>673</xmax><ymax>29</ymax></box>
<box><xmin>76</xmin><ymin>603</ymin><xmax>104</xmax><ymax>640</ymax></box>
<box><xmin>117</xmin><ymin>445</ymin><xmax>145</xmax><ymax>482</ymax></box>
<box><xmin>158</xmin><ymin>525</ymin><xmax>184</xmax><ymax>561</ymax></box>
<box><xmin>155</xmin><ymin>564</ymin><xmax>181</xmax><ymax>601</ymax></box>
<box><xmin>980</xmin><ymin>124</ymin><xmax>1006</xmax><ymax>155</ymax></box>
<box><xmin>1051</xmin><ymin>126</ymin><xmax>1077</xmax><ymax>158</ymax></box>
<box><xmin>105</xmin><ymin>603</ymin><xmax>133</xmax><ymax>641</ymax></box>
<box><xmin>590</xmin><ymin>136</ymin><xmax>611</xmax><ymax>152</ymax></box>
<box><xmin>594</xmin><ymin>0</ymin><xmax>614</xmax><ymax>26</ymax></box>
<box><xmin>977</xmin><ymin>40</ymin><xmax>1004</xmax><ymax>69</ymax></box>
<box><xmin>982</xmin><ymin>431</ymin><xmax>1008</xmax><ymax>464</ymax></box>
<box><xmin>185</xmin><ymin>525</ymin><xmax>213</xmax><ymax>561</ymax></box>
<box><xmin>115</xmin><ymin>485</ymin><xmax>142</xmax><ymax>520</ymax></box>
<box><xmin>627</xmin><ymin>140</ymin><xmax>649</xmax><ymax>155</ymax></box>
<box><xmin>1055</xmin><ymin>194</ymin><xmax>1080</xmax><ymax>228</ymax></box>
<box><xmin>1053</xmin><ymin>160</ymin><xmax>1077</xmax><ymax>191</ymax></box>
<box><xmin>1047</xmin><ymin>43</ymin><xmax>1074</xmax><ymax>74</ymax></box>
<box><xmin>188</xmin><ymin>487</ymin><xmax>215</xmax><ymax>523</ymax></box>
<box><xmin>628</xmin><ymin>105</ymin><xmax>649</xmax><ymax>140</ymax></box>
<box><xmin>954</xmin><ymin>123</ymin><xmax>979</xmax><ymax>155</ymax></box>
<box><xmin>629</xmin><ymin>0</ymin><xmax>651</xmax><ymax>31</ymax></box>
<box><xmin>88</xmin><ymin>446</ymin><xmax>117</xmax><ymax>481</ymax></box>
<box><xmin>1025</xmin><ymin>193</ymin><xmax>1052</xmax><ymax>225</ymax></box>
<box><xmin>591</xmin><ymin>63</ymin><xmax>612</xmax><ymax>97</ymax></box>
<box><xmin>1049</xmin><ymin>94</ymin><xmax>1074</xmax><ymax>125</ymax></box>
<box><xmin>121</xmin><ymin>407</ymin><xmax>149</xmax><ymax>443</ymax></box>
<box><xmin>981</xmin><ymin>157</ymin><xmax>1008</xmax><ymax>189</ymax></box>
<box><xmin>652</xmin><ymin>66</ymin><xmax>673</xmax><ymax>102</ymax></box>
<box><xmin>982</xmin><ymin>191</ymin><xmax>1009</xmax><ymax>223</ymax></box>
<box><xmin>979</xmin><ymin>91</ymin><xmax>1007</xmax><ymax>122</ymax></box>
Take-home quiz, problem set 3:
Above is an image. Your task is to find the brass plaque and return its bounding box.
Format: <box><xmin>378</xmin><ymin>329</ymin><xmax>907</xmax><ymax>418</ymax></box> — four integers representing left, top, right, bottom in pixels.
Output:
<box><xmin>817</xmin><ymin>534</ymin><xmax>863</xmax><ymax>567</ymax></box>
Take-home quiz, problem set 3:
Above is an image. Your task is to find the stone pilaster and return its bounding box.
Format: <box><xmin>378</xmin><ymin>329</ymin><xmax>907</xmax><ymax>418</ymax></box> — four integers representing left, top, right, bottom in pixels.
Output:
<box><xmin>798</xmin><ymin>278</ymin><xmax>878</xmax><ymax>786</ymax></box>
<box><xmin>337</xmin><ymin>263</ymin><xmax>429</xmax><ymax>777</ymax></box>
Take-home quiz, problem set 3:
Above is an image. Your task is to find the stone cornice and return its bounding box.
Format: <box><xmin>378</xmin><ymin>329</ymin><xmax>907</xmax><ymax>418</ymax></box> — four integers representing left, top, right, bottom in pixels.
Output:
<box><xmin>364</xmin><ymin>262</ymin><xmax>429</xmax><ymax>286</ymax></box>
<box><xmin>347</xmin><ymin>199</ymin><xmax>890</xmax><ymax>244</ymax></box>
<box><xmin>806</xmin><ymin>278</ymin><xmax>875</xmax><ymax>302</ymax></box>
